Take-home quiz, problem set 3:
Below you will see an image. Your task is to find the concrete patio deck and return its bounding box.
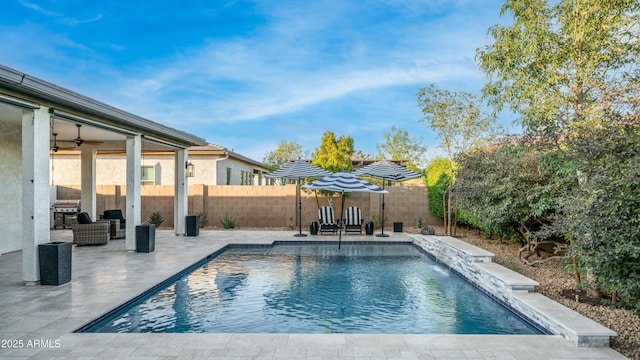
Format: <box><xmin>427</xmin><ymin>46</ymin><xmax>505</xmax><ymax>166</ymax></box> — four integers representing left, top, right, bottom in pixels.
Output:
<box><xmin>0</xmin><ymin>230</ymin><xmax>627</xmax><ymax>359</ymax></box>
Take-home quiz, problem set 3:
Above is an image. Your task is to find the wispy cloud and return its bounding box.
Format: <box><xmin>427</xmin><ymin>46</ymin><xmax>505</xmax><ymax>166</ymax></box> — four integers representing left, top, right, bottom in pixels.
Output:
<box><xmin>61</xmin><ymin>14</ymin><xmax>103</xmax><ymax>26</ymax></box>
<box><xmin>19</xmin><ymin>0</ymin><xmax>61</xmax><ymax>16</ymax></box>
<box><xmin>2</xmin><ymin>0</ymin><xmax>509</xmax><ymax>160</ymax></box>
<box><xmin>112</xmin><ymin>0</ymin><xmax>490</xmax><ymax>125</ymax></box>
<box><xmin>19</xmin><ymin>0</ymin><xmax>103</xmax><ymax>26</ymax></box>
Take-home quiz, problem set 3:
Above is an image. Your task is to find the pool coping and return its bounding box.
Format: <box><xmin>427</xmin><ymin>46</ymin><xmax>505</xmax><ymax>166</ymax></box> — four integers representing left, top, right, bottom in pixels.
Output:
<box><xmin>410</xmin><ymin>235</ymin><xmax>617</xmax><ymax>347</ymax></box>
<box><xmin>77</xmin><ymin>236</ymin><xmax>616</xmax><ymax>347</ymax></box>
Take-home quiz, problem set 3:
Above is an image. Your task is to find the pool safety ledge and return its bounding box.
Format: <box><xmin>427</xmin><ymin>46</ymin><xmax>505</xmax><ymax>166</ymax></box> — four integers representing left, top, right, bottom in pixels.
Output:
<box><xmin>410</xmin><ymin>235</ymin><xmax>617</xmax><ymax>347</ymax></box>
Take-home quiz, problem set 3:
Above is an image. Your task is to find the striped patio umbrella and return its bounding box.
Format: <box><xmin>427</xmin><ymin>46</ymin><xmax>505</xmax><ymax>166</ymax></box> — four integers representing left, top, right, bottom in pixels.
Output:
<box><xmin>265</xmin><ymin>159</ymin><xmax>330</xmax><ymax>237</ymax></box>
<box><xmin>354</xmin><ymin>160</ymin><xmax>421</xmax><ymax>237</ymax></box>
<box><xmin>303</xmin><ymin>172</ymin><xmax>388</xmax><ymax>248</ymax></box>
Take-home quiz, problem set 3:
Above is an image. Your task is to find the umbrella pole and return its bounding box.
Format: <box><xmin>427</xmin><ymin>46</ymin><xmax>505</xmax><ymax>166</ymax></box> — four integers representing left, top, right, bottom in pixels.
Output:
<box><xmin>339</xmin><ymin>192</ymin><xmax>345</xmax><ymax>249</ymax></box>
<box><xmin>376</xmin><ymin>181</ymin><xmax>389</xmax><ymax>237</ymax></box>
<box><xmin>294</xmin><ymin>178</ymin><xmax>307</xmax><ymax>237</ymax></box>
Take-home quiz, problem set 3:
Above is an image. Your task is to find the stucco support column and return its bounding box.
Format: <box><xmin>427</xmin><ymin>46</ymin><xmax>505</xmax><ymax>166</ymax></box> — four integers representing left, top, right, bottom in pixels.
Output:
<box><xmin>22</xmin><ymin>107</ymin><xmax>50</xmax><ymax>285</ymax></box>
<box><xmin>125</xmin><ymin>135</ymin><xmax>142</xmax><ymax>251</ymax></box>
<box><xmin>80</xmin><ymin>147</ymin><xmax>97</xmax><ymax>219</ymax></box>
<box><xmin>174</xmin><ymin>149</ymin><xmax>188</xmax><ymax>236</ymax></box>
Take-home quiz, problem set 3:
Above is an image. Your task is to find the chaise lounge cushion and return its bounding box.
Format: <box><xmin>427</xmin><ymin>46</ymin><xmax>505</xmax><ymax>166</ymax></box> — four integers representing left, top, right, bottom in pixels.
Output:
<box><xmin>344</xmin><ymin>206</ymin><xmax>363</xmax><ymax>234</ymax></box>
<box><xmin>318</xmin><ymin>206</ymin><xmax>338</xmax><ymax>234</ymax></box>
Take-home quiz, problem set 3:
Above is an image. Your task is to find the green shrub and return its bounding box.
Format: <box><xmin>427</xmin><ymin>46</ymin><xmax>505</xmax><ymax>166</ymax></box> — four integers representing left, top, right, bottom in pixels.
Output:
<box><xmin>148</xmin><ymin>211</ymin><xmax>164</xmax><ymax>228</ymax></box>
<box><xmin>220</xmin><ymin>214</ymin><xmax>237</xmax><ymax>229</ymax></box>
<box><xmin>371</xmin><ymin>215</ymin><xmax>386</xmax><ymax>230</ymax></box>
<box><xmin>198</xmin><ymin>211</ymin><xmax>208</xmax><ymax>228</ymax></box>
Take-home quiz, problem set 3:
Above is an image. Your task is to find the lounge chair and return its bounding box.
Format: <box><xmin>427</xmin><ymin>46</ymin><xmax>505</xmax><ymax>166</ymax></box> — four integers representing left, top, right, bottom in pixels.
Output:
<box><xmin>102</xmin><ymin>209</ymin><xmax>126</xmax><ymax>239</ymax></box>
<box><xmin>72</xmin><ymin>212</ymin><xmax>110</xmax><ymax>246</ymax></box>
<box><xmin>344</xmin><ymin>206</ymin><xmax>363</xmax><ymax>234</ymax></box>
<box><xmin>318</xmin><ymin>206</ymin><xmax>339</xmax><ymax>234</ymax></box>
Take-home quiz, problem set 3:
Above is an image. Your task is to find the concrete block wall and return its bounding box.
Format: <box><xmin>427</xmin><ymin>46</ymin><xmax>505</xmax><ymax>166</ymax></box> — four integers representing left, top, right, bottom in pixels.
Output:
<box><xmin>56</xmin><ymin>184</ymin><xmax>440</xmax><ymax>229</ymax></box>
<box><xmin>204</xmin><ymin>185</ymin><xmax>296</xmax><ymax>228</ymax></box>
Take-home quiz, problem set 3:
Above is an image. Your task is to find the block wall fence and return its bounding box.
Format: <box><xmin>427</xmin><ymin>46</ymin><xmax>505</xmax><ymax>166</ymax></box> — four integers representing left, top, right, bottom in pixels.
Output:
<box><xmin>56</xmin><ymin>184</ymin><xmax>441</xmax><ymax>230</ymax></box>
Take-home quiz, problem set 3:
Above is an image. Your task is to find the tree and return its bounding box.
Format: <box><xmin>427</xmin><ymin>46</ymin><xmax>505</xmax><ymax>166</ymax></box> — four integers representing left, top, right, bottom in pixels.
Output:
<box><xmin>425</xmin><ymin>157</ymin><xmax>452</xmax><ymax>220</ymax></box>
<box><xmin>454</xmin><ymin>136</ymin><xmax>569</xmax><ymax>264</ymax></box>
<box><xmin>263</xmin><ymin>140</ymin><xmax>307</xmax><ymax>171</ymax></box>
<box><xmin>473</xmin><ymin>0</ymin><xmax>640</xmax><ymax>306</ymax></box>
<box><xmin>352</xmin><ymin>149</ymin><xmax>375</xmax><ymax>161</ymax></box>
<box><xmin>417</xmin><ymin>83</ymin><xmax>497</xmax><ymax>235</ymax></box>
<box><xmin>311</xmin><ymin>131</ymin><xmax>354</xmax><ymax>173</ymax></box>
<box><xmin>557</xmin><ymin>115</ymin><xmax>640</xmax><ymax>303</ymax></box>
<box><xmin>376</xmin><ymin>125</ymin><xmax>427</xmax><ymax>173</ymax></box>
<box><xmin>476</xmin><ymin>0</ymin><xmax>640</xmax><ymax>136</ymax></box>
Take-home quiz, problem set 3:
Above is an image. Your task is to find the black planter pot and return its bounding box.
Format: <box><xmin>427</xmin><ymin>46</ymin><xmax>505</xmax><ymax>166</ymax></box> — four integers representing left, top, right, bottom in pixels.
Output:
<box><xmin>310</xmin><ymin>221</ymin><xmax>319</xmax><ymax>235</ymax></box>
<box><xmin>365</xmin><ymin>221</ymin><xmax>374</xmax><ymax>235</ymax></box>
<box><xmin>38</xmin><ymin>242</ymin><xmax>72</xmax><ymax>285</ymax></box>
<box><xmin>186</xmin><ymin>215</ymin><xmax>199</xmax><ymax>236</ymax></box>
<box><xmin>136</xmin><ymin>224</ymin><xmax>156</xmax><ymax>253</ymax></box>
<box><xmin>393</xmin><ymin>222</ymin><xmax>403</xmax><ymax>232</ymax></box>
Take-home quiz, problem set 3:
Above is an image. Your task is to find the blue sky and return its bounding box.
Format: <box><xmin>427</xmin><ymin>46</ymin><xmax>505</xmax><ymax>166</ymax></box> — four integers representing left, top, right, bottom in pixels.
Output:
<box><xmin>0</xmin><ymin>0</ymin><xmax>514</xmax><ymax>163</ymax></box>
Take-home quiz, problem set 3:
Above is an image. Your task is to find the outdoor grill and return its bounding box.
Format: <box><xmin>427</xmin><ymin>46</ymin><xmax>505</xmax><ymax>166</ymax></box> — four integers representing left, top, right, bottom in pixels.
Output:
<box><xmin>51</xmin><ymin>200</ymin><xmax>81</xmax><ymax>229</ymax></box>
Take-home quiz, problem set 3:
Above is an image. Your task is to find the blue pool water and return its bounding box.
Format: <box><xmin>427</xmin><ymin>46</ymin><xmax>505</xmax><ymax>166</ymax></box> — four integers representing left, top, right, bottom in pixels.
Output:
<box><xmin>81</xmin><ymin>242</ymin><xmax>542</xmax><ymax>334</ymax></box>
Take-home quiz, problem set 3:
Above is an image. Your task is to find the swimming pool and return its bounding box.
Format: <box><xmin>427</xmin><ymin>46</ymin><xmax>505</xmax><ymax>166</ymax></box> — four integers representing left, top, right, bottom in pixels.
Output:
<box><xmin>79</xmin><ymin>242</ymin><xmax>542</xmax><ymax>334</ymax></box>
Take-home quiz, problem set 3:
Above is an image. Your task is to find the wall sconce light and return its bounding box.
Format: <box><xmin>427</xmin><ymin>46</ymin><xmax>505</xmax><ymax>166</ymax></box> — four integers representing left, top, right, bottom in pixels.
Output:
<box><xmin>186</xmin><ymin>161</ymin><xmax>195</xmax><ymax>177</ymax></box>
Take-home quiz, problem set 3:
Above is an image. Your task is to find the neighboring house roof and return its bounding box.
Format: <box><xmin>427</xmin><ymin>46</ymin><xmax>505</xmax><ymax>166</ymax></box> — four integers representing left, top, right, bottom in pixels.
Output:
<box><xmin>0</xmin><ymin>65</ymin><xmax>207</xmax><ymax>148</ymax></box>
<box><xmin>190</xmin><ymin>143</ymin><xmax>269</xmax><ymax>170</ymax></box>
<box><xmin>351</xmin><ymin>159</ymin><xmax>408</xmax><ymax>169</ymax></box>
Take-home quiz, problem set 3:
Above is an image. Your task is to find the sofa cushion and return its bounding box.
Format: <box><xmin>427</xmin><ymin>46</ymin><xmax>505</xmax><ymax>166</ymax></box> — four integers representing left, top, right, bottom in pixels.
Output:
<box><xmin>103</xmin><ymin>209</ymin><xmax>124</xmax><ymax>220</ymax></box>
<box><xmin>76</xmin><ymin>212</ymin><xmax>92</xmax><ymax>224</ymax></box>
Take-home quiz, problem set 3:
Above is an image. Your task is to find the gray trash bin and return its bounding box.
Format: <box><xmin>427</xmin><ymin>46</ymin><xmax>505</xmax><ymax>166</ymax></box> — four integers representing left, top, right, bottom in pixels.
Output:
<box><xmin>38</xmin><ymin>242</ymin><xmax>72</xmax><ymax>285</ymax></box>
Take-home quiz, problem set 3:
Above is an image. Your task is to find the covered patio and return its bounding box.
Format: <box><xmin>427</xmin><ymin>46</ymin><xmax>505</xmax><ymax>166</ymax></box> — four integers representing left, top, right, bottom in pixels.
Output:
<box><xmin>0</xmin><ymin>65</ymin><xmax>207</xmax><ymax>284</ymax></box>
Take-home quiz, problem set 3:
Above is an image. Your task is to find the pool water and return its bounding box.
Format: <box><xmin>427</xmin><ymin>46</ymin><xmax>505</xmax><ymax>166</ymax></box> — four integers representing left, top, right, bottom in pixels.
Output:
<box><xmin>82</xmin><ymin>243</ymin><xmax>541</xmax><ymax>334</ymax></box>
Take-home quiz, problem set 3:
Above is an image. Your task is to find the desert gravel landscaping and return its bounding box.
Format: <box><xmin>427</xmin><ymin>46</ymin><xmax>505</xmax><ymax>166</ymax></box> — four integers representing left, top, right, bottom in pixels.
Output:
<box><xmin>441</xmin><ymin>226</ymin><xmax>640</xmax><ymax>360</ymax></box>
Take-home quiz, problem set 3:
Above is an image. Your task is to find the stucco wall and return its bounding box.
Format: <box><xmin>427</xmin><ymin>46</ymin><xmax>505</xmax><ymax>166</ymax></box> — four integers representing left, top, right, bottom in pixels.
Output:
<box><xmin>216</xmin><ymin>157</ymin><xmax>265</xmax><ymax>185</ymax></box>
<box><xmin>50</xmin><ymin>153</ymin><xmax>259</xmax><ymax>186</ymax></box>
<box><xmin>0</xmin><ymin>114</ymin><xmax>23</xmax><ymax>254</ymax></box>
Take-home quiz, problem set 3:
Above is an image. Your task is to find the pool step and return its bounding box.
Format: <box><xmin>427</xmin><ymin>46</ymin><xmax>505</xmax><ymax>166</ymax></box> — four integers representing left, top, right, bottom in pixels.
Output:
<box><xmin>513</xmin><ymin>292</ymin><xmax>617</xmax><ymax>347</ymax></box>
<box><xmin>411</xmin><ymin>234</ymin><xmax>617</xmax><ymax>347</ymax></box>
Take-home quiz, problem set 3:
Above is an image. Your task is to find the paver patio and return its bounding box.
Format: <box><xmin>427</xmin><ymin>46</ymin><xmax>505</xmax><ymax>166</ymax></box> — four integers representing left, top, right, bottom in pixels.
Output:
<box><xmin>0</xmin><ymin>230</ymin><xmax>627</xmax><ymax>359</ymax></box>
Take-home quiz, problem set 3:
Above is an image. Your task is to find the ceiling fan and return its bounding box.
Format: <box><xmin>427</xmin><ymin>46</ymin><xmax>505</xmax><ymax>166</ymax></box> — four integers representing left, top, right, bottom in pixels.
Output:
<box><xmin>55</xmin><ymin>124</ymin><xmax>104</xmax><ymax>147</ymax></box>
<box><xmin>50</xmin><ymin>133</ymin><xmax>76</xmax><ymax>152</ymax></box>
<box><xmin>50</xmin><ymin>118</ymin><xmax>103</xmax><ymax>152</ymax></box>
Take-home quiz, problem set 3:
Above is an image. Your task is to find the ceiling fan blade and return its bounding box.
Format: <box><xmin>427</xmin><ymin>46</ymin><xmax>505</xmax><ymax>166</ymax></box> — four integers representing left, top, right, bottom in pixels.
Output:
<box><xmin>55</xmin><ymin>139</ymin><xmax>103</xmax><ymax>146</ymax></box>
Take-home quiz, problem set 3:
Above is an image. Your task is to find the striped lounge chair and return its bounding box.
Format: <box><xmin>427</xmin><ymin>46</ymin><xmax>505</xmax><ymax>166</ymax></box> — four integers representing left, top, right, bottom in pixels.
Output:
<box><xmin>318</xmin><ymin>206</ymin><xmax>338</xmax><ymax>234</ymax></box>
<box><xmin>344</xmin><ymin>206</ymin><xmax>363</xmax><ymax>234</ymax></box>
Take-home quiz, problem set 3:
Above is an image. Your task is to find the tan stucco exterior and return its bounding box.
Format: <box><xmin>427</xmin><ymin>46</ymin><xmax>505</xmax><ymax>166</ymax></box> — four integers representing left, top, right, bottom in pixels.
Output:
<box><xmin>50</xmin><ymin>147</ymin><xmax>269</xmax><ymax>186</ymax></box>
